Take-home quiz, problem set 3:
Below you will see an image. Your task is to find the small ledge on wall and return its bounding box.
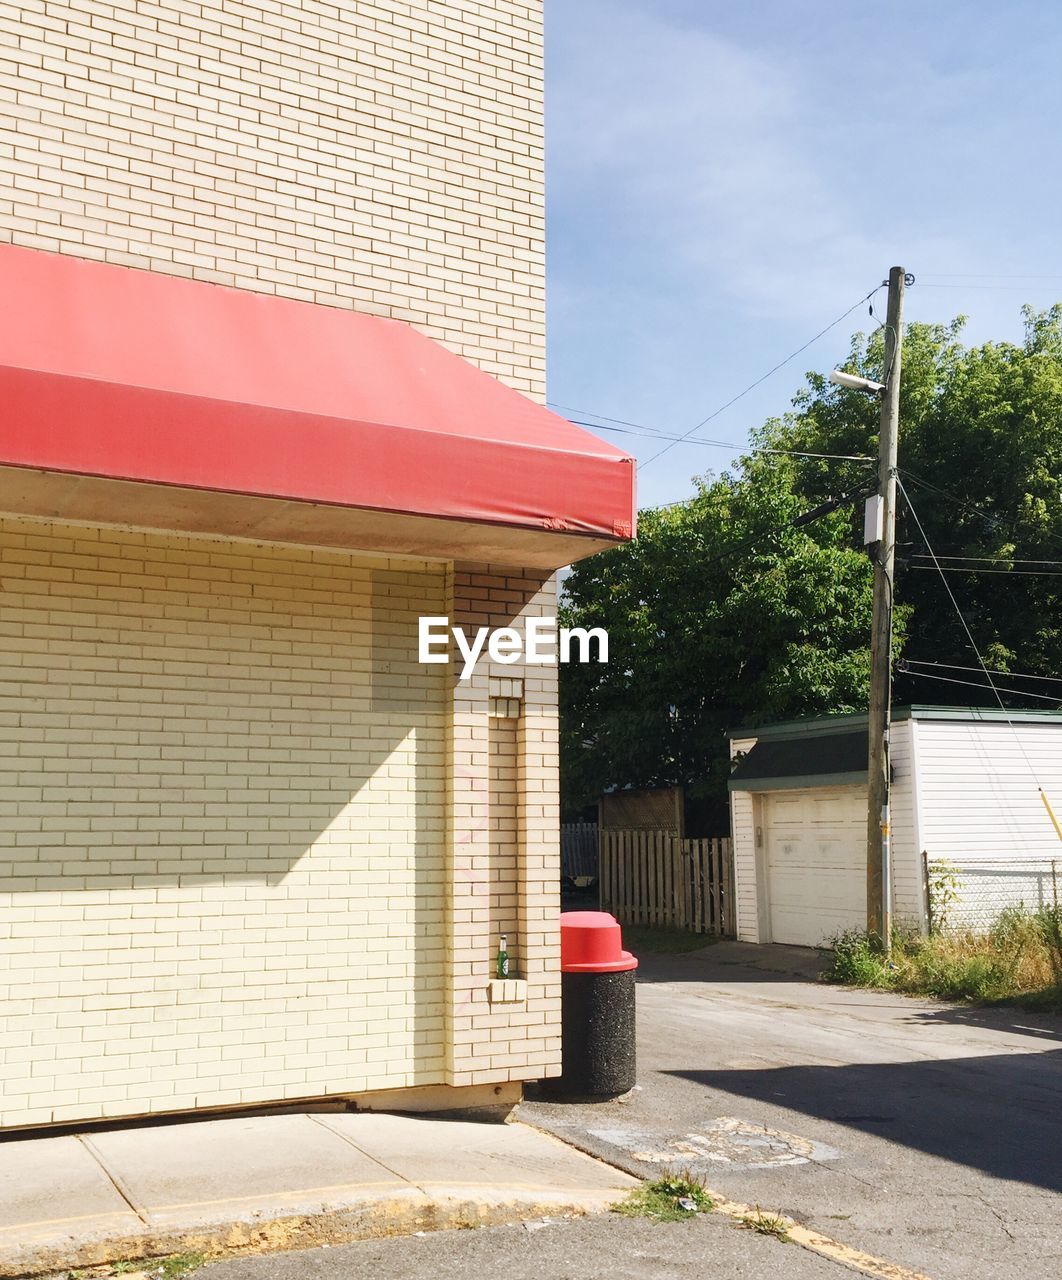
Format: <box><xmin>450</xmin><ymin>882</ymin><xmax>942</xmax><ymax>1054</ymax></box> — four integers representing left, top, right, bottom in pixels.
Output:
<box><xmin>488</xmin><ymin>978</ymin><xmax>527</xmax><ymax>1006</ymax></box>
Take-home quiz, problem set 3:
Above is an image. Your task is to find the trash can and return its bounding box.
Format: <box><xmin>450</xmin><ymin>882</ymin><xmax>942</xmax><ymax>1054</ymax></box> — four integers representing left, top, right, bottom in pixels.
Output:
<box><xmin>551</xmin><ymin>911</ymin><xmax>638</xmax><ymax>1099</ymax></box>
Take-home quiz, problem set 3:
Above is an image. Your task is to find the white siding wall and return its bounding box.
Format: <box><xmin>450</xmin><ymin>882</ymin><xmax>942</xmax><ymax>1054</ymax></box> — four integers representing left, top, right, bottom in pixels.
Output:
<box><xmin>916</xmin><ymin>721</ymin><xmax>1062</xmax><ymax>858</ymax></box>
<box><xmin>729</xmin><ymin>737</ymin><xmax>761</xmax><ymax>942</ymax></box>
<box><xmin>888</xmin><ymin>720</ymin><xmax>925</xmax><ymax>929</ymax></box>
<box><xmin>914</xmin><ymin>719</ymin><xmax>1062</xmax><ymax>928</ymax></box>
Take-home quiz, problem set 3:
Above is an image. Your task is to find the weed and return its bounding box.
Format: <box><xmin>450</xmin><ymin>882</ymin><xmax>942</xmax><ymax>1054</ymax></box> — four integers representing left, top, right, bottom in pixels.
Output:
<box><xmin>156</xmin><ymin>1255</ymin><xmax>206</xmax><ymax>1280</ymax></box>
<box><xmin>739</xmin><ymin>1207</ymin><xmax>791</xmax><ymax>1241</ymax></box>
<box><xmin>613</xmin><ymin>1175</ymin><xmax>714</xmax><ymax>1222</ymax></box>
<box><xmin>927</xmin><ymin>858</ymin><xmax>963</xmax><ymax>933</ymax></box>
<box><xmin>1036</xmin><ymin>906</ymin><xmax>1062</xmax><ymax>983</ymax></box>
<box><xmin>825</xmin><ymin>908</ymin><xmax>1062</xmax><ymax>1010</ymax></box>
<box><xmin>824</xmin><ymin>929</ymin><xmax>892</xmax><ymax>987</ymax></box>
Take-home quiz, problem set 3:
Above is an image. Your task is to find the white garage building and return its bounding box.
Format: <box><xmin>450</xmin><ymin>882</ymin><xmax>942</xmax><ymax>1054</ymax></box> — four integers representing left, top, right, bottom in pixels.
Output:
<box><xmin>729</xmin><ymin>707</ymin><xmax>1062</xmax><ymax>947</ymax></box>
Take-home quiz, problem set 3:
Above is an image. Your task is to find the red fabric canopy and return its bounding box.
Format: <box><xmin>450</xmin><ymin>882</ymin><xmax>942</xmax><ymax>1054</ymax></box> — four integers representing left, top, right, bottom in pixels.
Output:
<box><xmin>0</xmin><ymin>245</ymin><xmax>635</xmax><ymax>541</ymax></box>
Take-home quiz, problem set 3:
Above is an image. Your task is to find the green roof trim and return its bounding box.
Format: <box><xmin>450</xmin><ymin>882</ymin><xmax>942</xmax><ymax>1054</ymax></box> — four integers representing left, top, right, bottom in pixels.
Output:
<box><xmin>728</xmin><ymin>704</ymin><xmax>1062</xmax><ymax>742</ymax></box>
<box><xmin>728</xmin><ymin>770</ymin><xmax>867</xmax><ymax>794</ymax></box>
<box><xmin>729</xmin><ymin>729</ymin><xmax>868</xmax><ymax>792</ymax></box>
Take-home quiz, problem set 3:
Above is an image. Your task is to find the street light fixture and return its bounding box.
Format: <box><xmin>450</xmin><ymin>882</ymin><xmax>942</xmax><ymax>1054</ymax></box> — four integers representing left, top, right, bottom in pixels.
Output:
<box><xmin>829</xmin><ymin>368</ymin><xmax>885</xmax><ymax>395</ymax></box>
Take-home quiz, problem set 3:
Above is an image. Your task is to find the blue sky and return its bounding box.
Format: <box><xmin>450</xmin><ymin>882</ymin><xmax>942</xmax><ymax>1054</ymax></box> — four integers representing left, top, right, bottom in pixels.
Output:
<box><xmin>545</xmin><ymin>0</ymin><xmax>1062</xmax><ymax>509</ymax></box>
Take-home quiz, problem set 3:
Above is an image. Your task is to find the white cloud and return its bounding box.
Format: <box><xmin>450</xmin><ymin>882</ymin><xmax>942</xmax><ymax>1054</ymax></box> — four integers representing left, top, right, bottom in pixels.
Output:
<box><xmin>549</xmin><ymin>3</ymin><xmax>982</xmax><ymax>323</ymax></box>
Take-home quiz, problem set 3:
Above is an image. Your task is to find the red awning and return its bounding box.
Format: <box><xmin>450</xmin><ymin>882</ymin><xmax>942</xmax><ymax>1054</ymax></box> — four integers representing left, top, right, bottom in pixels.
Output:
<box><xmin>0</xmin><ymin>245</ymin><xmax>635</xmax><ymax>546</ymax></box>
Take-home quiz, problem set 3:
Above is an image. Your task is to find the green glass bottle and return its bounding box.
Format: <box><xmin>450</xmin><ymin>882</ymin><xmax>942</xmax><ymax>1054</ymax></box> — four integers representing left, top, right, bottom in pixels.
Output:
<box><xmin>496</xmin><ymin>934</ymin><xmax>510</xmax><ymax>978</ymax></box>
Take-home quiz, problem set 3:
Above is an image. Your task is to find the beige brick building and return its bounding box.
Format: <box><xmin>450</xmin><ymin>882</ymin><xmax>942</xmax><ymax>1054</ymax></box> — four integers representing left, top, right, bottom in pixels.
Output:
<box><xmin>0</xmin><ymin>2</ymin><xmax>634</xmax><ymax>1127</ymax></box>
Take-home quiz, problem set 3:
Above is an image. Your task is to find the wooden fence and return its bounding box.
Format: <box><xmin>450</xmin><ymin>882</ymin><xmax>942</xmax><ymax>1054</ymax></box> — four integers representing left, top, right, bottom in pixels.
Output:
<box><xmin>600</xmin><ymin>830</ymin><xmax>735</xmax><ymax>936</ymax></box>
<box><xmin>561</xmin><ymin>822</ymin><xmax>599</xmax><ymax>880</ymax></box>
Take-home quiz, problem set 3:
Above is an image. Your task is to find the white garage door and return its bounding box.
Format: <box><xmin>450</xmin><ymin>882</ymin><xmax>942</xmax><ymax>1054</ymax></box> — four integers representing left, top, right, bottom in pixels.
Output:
<box><xmin>765</xmin><ymin>787</ymin><xmax>867</xmax><ymax>947</ymax></box>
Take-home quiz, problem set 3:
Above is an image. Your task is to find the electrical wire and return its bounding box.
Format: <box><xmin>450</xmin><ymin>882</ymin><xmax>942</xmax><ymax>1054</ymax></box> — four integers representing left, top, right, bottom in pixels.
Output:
<box><xmin>548</xmin><ymin>403</ymin><xmax>672</xmax><ymax>436</ymax></box>
<box><xmin>707</xmin><ymin>487</ymin><xmax>871</xmax><ymax>565</ymax></box>
<box><xmin>904</xmin><ymin>659</ymin><xmax>1062</xmax><ymax>686</ymax></box>
<box><xmin>911</xmin><ymin>554</ymin><xmax>1062</xmax><ymax>567</ymax></box>
<box><xmin>920</xmin><ymin>272</ymin><xmax>1062</xmax><ymax>280</ymax></box>
<box><xmin>900</xmin><ymin>469</ymin><xmax>1062</xmax><ymax>552</ymax></box>
<box><xmin>899</xmin><ymin>667</ymin><xmax>1062</xmax><ymax>705</ymax></box>
<box><xmin>916</xmin><ymin>283</ymin><xmax>1062</xmax><ymax>292</ymax></box>
<box><xmin>909</xmin><ymin>565</ymin><xmax>1062</xmax><ymax>578</ymax></box>
<box><xmin>568</xmin><ymin>418</ymin><xmax>873</xmax><ymax>462</ymax></box>
<box><xmin>638</xmin><ymin>284</ymin><xmax>883</xmax><ymax>470</ymax></box>
<box><xmin>897</xmin><ymin>477</ymin><xmax>1047</xmax><ymax>788</ymax></box>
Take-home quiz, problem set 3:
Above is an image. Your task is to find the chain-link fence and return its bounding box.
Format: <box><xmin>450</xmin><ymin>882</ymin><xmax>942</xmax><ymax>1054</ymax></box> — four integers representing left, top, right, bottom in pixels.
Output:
<box><xmin>926</xmin><ymin>856</ymin><xmax>1062</xmax><ymax>933</ymax></box>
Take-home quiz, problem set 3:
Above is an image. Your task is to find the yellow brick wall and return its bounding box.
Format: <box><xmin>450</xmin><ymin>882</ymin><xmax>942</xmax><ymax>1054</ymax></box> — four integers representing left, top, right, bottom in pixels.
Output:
<box><xmin>0</xmin><ymin>1</ymin><xmax>545</xmax><ymax>397</ymax></box>
<box><xmin>0</xmin><ymin>516</ymin><xmax>451</xmax><ymax>1125</ymax></box>
<box><xmin>447</xmin><ymin>565</ymin><xmax>561</xmax><ymax>1085</ymax></box>
<box><xmin>0</xmin><ymin>520</ymin><xmax>562</xmax><ymax>1124</ymax></box>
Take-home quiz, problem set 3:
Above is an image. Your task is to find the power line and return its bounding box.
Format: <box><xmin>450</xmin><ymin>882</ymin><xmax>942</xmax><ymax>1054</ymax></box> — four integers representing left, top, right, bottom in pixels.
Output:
<box><xmin>904</xmin><ymin>659</ymin><xmax>1062</xmax><ymax>686</ymax></box>
<box><xmin>900</xmin><ymin>469</ymin><xmax>1062</xmax><ymax>552</ymax></box>
<box><xmin>897</xmin><ymin>477</ymin><xmax>1046</xmax><ymax>787</ymax></box>
<box><xmin>569</xmin><ymin>418</ymin><xmax>873</xmax><ymax>462</ymax></box>
<box><xmin>549</xmin><ymin>403</ymin><xmax>672</xmax><ymax>436</ymax></box>
<box><xmin>920</xmin><ymin>272</ymin><xmax>1062</xmax><ymax>280</ymax></box>
<box><xmin>638</xmin><ymin>284</ymin><xmax>883</xmax><ymax>470</ymax></box>
<box><xmin>916</xmin><ymin>283</ymin><xmax>1062</xmax><ymax>293</ymax></box>
<box><xmin>911</xmin><ymin>554</ymin><xmax>1062</xmax><ymax>567</ymax></box>
<box><xmin>898</xmin><ymin>667</ymin><xmax>1062</xmax><ymax>705</ymax></box>
<box><xmin>909</xmin><ymin>565</ymin><xmax>1062</xmax><ymax>578</ymax></box>
<box><xmin>672</xmin><ymin>485</ymin><xmax>870</xmax><ymax>567</ymax></box>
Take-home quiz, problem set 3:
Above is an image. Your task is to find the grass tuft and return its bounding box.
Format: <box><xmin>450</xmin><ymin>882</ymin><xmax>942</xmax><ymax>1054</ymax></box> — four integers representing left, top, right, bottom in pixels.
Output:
<box><xmin>825</xmin><ymin>907</ymin><xmax>1062</xmax><ymax>1010</ymax></box>
<box><xmin>739</xmin><ymin>1207</ymin><xmax>791</xmax><ymax>1241</ymax></box>
<box><xmin>157</xmin><ymin>1255</ymin><xmax>206</xmax><ymax>1280</ymax></box>
<box><xmin>613</xmin><ymin>1175</ymin><xmax>714</xmax><ymax>1222</ymax></box>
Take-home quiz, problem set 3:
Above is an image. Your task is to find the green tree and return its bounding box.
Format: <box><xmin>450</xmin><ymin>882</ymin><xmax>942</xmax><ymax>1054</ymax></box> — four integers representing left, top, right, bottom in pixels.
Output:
<box><xmin>561</xmin><ymin>456</ymin><xmax>886</xmax><ymax>822</ymax></box>
<box><xmin>772</xmin><ymin>306</ymin><xmax>1062</xmax><ymax>699</ymax></box>
<box><xmin>561</xmin><ymin>306</ymin><xmax>1062</xmax><ymax>820</ymax></box>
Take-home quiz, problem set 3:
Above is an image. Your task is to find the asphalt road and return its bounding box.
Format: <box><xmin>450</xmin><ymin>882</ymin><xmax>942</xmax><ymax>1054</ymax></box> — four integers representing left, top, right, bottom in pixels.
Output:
<box><xmin>522</xmin><ymin>942</ymin><xmax>1062</xmax><ymax>1280</ymax></box>
<box><xmin>203</xmin><ymin>1207</ymin><xmax>843</xmax><ymax>1280</ymax></box>
<box><xmin>205</xmin><ymin>942</ymin><xmax>1062</xmax><ymax>1280</ymax></box>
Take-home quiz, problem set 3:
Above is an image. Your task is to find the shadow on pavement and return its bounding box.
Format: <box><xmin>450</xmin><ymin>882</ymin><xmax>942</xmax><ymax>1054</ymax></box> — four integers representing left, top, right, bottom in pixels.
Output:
<box><xmin>668</xmin><ymin>1048</ymin><xmax>1062</xmax><ymax>1193</ymax></box>
<box><xmin>903</xmin><ymin>1001</ymin><xmax>1062</xmax><ymax>1043</ymax></box>
<box><xmin>631</xmin><ymin>941</ymin><xmax>828</xmax><ymax>985</ymax></box>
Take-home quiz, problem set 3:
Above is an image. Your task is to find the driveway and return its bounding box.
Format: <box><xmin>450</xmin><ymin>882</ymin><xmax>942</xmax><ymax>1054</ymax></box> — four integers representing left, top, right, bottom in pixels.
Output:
<box><xmin>520</xmin><ymin>941</ymin><xmax>1062</xmax><ymax>1280</ymax></box>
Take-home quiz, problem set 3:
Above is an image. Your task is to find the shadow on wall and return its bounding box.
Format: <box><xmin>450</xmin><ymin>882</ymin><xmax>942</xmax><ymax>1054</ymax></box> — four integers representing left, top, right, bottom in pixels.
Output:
<box><xmin>668</xmin><ymin>1047</ymin><xmax>1062</xmax><ymax>1193</ymax></box>
<box><xmin>0</xmin><ymin>551</ymin><xmax>448</xmax><ymax>1100</ymax></box>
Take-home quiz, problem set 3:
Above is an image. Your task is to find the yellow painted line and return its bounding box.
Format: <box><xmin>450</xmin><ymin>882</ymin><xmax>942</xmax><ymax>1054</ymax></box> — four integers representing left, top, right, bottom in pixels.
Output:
<box><xmin>150</xmin><ymin>1178</ymin><xmax>407</xmax><ymax>1212</ymax></box>
<box><xmin>707</xmin><ymin>1190</ymin><xmax>933</xmax><ymax>1280</ymax></box>
<box><xmin>0</xmin><ymin>1209</ymin><xmax>137</xmax><ymax>1234</ymax></box>
<box><xmin>150</xmin><ymin>1178</ymin><xmax>624</xmax><ymax>1212</ymax></box>
<box><xmin>0</xmin><ymin>1178</ymin><xmax>626</xmax><ymax>1237</ymax></box>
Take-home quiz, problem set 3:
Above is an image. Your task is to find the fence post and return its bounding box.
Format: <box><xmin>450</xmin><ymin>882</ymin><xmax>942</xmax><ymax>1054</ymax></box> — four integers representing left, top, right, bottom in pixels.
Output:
<box><xmin>922</xmin><ymin>850</ymin><xmax>932</xmax><ymax>936</ymax></box>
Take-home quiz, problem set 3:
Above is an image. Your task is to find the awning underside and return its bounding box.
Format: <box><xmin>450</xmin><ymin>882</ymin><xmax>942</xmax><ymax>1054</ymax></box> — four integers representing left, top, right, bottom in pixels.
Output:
<box><xmin>0</xmin><ymin>245</ymin><xmax>635</xmax><ymax>561</ymax></box>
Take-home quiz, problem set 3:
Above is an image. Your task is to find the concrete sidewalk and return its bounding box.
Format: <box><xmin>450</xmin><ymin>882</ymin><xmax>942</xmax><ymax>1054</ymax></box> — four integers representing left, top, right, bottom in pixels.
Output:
<box><xmin>0</xmin><ymin>1111</ymin><xmax>638</xmax><ymax>1278</ymax></box>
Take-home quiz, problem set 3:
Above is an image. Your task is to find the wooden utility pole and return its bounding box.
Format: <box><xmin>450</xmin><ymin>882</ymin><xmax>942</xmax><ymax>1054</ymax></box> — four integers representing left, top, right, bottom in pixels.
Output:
<box><xmin>867</xmin><ymin>267</ymin><xmax>905</xmax><ymax>945</ymax></box>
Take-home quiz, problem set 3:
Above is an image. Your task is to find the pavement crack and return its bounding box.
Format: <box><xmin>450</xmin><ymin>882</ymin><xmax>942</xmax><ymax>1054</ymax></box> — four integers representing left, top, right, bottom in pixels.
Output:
<box><xmin>970</xmin><ymin>1194</ymin><xmax>1017</xmax><ymax>1243</ymax></box>
<box><xmin>77</xmin><ymin>1134</ymin><xmax>149</xmax><ymax>1224</ymax></box>
<box><xmin>306</xmin><ymin>1113</ymin><xmax>416</xmax><ymax>1189</ymax></box>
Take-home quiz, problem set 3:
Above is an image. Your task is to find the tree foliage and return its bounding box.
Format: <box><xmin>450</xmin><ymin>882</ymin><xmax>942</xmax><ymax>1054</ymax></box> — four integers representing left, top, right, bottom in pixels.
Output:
<box><xmin>561</xmin><ymin>306</ymin><xmax>1062</xmax><ymax>820</ymax></box>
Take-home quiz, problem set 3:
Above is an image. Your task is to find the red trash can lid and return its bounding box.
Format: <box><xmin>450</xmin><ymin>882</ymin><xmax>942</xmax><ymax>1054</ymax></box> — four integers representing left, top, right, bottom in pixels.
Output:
<box><xmin>560</xmin><ymin>911</ymin><xmax>638</xmax><ymax>973</ymax></box>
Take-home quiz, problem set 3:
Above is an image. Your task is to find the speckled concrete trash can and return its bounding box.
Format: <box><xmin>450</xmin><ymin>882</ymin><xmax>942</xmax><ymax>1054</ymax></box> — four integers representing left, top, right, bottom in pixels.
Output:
<box><xmin>551</xmin><ymin>912</ymin><xmax>638</xmax><ymax>1099</ymax></box>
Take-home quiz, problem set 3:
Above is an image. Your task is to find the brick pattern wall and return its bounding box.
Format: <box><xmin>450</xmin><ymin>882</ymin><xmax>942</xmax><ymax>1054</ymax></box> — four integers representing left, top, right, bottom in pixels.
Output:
<box><xmin>447</xmin><ymin>565</ymin><xmax>561</xmax><ymax>1084</ymax></box>
<box><xmin>0</xmin><ymin>1</ymin><xmax>545</xmax><ymax>397</ymax></box>
<box><xmin>0</xmin><ymin>520</ymin><xmax>562</xmax><ymax>1124</ymax></box>
<box><xmin>0</xmin><ymin>516</ymin><xmax>451</xmax><ymax>1125</ymax></box>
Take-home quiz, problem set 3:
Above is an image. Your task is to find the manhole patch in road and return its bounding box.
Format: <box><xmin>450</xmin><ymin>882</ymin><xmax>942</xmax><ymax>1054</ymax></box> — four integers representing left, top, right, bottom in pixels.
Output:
<box><xmin>586</xmin><ymin>1115</ymin><xmax>840</xmax><ymax>1171</ymax></box>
